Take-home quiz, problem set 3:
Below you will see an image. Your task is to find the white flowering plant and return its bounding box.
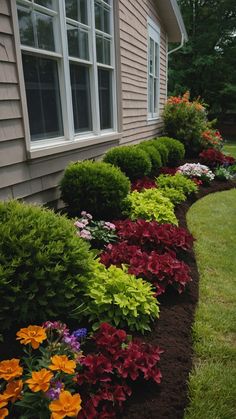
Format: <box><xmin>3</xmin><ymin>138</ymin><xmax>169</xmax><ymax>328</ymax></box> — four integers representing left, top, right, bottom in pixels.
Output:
<box><xmin>177</xmin><ymin>163</ymin><xmax>215</xmax><ymax>185</ymax></box>
<box><xmin>74</xmin><ymin>212</ymin><xmax>117</xmax><ymax>248</ymax></box>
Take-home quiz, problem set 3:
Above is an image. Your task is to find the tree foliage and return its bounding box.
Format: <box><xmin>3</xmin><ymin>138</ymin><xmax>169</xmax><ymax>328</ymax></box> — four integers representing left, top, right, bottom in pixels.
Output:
<box><xmin>168</xmin><ymin>0</ymin><xmax>236</xmax><ymax>115</ymax></box>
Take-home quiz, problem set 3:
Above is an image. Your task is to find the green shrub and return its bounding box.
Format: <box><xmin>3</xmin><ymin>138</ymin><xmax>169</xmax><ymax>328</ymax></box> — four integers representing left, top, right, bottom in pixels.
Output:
<box><xmin>83</xmin><ymin>263</ymin><xmax>159</xmax><ymax>333</ymax></box>
<box><xmin>60</xmin><ymin>161</ymin><xmax>130</xmax><ymax>219</ymax></box>
<box><xmin>159</xmin><ymin>187</ymin><xmax>186</xmax><ymax>205</ymax></box>
<box><xmin>123</xmin><ymin>189</ymin><xmax>178</xmax><ymax>225</ymax></box>
<box><xmin>144</xmin><ymin>140</ymin><xmax>169</xmax><ymax>166</ymax></box>
<box><xmin>156</xmin><ymin>137</ymin><xmax>185</xmax><ymax>166</ymax></box>
<box><xmin>103</xmin><ymin>146</ymin><xmax>152</xmax><ymax>180</ymax></box>
<box><xmin>163</xmin><ymin>92</ymin><xmax>208</xmax><ymax>157</ymax></box>
<box><xmin>156</xmin><ymin>173</ymin><xmax>198</xmax><ymax>196</ymax></box>
<box><xmin>137</xmin><ymin>143</ymin><xmax>162</xmax><ymax>176</ymax></box>
<box><xmin>0</xmin><ymin>200</ymin><xmax>93</xmax><ymax>329</ymax></box>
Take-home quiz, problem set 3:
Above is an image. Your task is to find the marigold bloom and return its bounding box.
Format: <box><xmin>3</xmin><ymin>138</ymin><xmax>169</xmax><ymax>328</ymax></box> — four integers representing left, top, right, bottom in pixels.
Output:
<box><xmin>49</xmin><ymin>390</ymin><xmax>82</xmax><ymax>418</ymax></box>
<box><xmin>0</xmin><ymin>394</ymin><xmax>8</xmax><ymax>409</ymax></box>
<box><xmin>16</xmin><ymin>325</ymin><xmax>47</xmax><ymax>349</ymax></box>
<box><xmin>49</xmin><ymin>355</ymin><xmax>76</xmax><ymax>375</ymax></box>
<box><xmin>26</xmin><ymin>369</ymin><xmax>53</xmax><ymax>392</ymax></box>
<box><xmin>0</xmin><ymin>359</ymin><xmax>23</xmax><ymax>381</ymax></box>
<box><xmin>0</xmin><ymin>408</ymin><xmax>8</xmax><ymax>419</ymax></box>
<box><xmin>3</xmin><ymin>380</ymin><xmax>23</xmax><ymax>402</ymax></box>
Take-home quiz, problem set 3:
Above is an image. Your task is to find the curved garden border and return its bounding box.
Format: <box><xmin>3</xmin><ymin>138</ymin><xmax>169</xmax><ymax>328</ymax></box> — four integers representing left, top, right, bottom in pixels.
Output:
<box><xmin>122</xmin><ymin>179</ymin><xmax>236</xmax><ymax>419</ymax></box>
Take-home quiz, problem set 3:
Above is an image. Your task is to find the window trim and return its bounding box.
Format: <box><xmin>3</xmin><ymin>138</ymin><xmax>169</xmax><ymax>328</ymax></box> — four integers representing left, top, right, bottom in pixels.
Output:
<box><xmin>11</xmin><ymin>0</ymin><xmax>118</xmax><ymax>157</ymax></box>
<box><xmin>147</xmin><ymin>17</ymin><xmax>160</xmax><ymax>121</ymax></box>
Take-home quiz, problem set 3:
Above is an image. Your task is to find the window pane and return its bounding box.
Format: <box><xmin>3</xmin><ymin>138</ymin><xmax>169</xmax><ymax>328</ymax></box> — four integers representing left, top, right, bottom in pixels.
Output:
<box><xmin>67</xmin><ymin>25</ymin><xmax>89</xmax><ymax>60</ymax></box>
<box><xmin>96</xmin><ymin>35</ymin><xmax>103</xmax><ymax>63</ymax></box>
<box><xmin>70</xmin><ymin>64</ymin><xmax>92</xmax><ymax>133</ymax></box>
<box><xmin>98</xmin><ymin>68</ymin><xmax>112</xmax><ymax>130</ymax></box>
<box><xmin>104</xmin><ymin>8</ymin><xmax>110</xmax><ymax>34</ymax></box>
<box><xmin>22</xmin><ymin>54</ymin><xmax>63</xmax><ymax>140</ymax></box>
<box><xmin>154</xmin><ymin>78</ymin><xmax>158</xmax><ymax>114</ymax></box>
<box><xmin>66</xmin><ymin>0</ymin><xmax>87</xmax><ymax>24</ymax></box>
<box><xmin>17</xmin><ymin>8</ymin><xmax>34</xmax><ymax>47</ymax></box>
<box><xmin>36</xmin><ymin>12</ymin><xmax>55</xmax><ymax>51</ymax></box>
<box><xmin>104</xmin><ymin>38</ymin><xmax>111</xmax><ymax>65</ymax></box>
<box><xmin>96</xmin><ymin>35</ymin><xmax>111</xmax><ymax>65</ymax></box>
<box><xmin>148</xmin><ymin>75</ymin><xmax>153</xmax><ymax>113</ymax></box>
<box><xmin>149</xmin><ymin>38</ymin><xmax>154</xmax><ymax>75</ymax></box>
<box><xmin>155</xmin><ymin>43</ymin><xmax>159</xmax><ymax>77</ymax></box>
<box><xmin>95</xmin><ymin>1</ymin><xmax>110</xmax><ymax>34</ymax></box>
<box><xmin>35</xmin><ymin>0</ymin><xmax>54</xmax><ymax>9</ymax></box>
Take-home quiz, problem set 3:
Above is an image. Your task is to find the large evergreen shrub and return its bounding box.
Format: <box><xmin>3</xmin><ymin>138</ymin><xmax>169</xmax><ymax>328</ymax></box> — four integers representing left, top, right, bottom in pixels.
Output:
<box><xmin>60</xmin><ymin>161</ymin><xmax>130</xmax><ymax>219</ymax></box>
<box><xmin>155</xmin><ymin>137</ymin><xmax>185</xmax><ymax>166</ymax></box>
<box><xmin>0</xmin><ymin>200</ymin><xmax>93</xmax><ymax>329</ymax></box>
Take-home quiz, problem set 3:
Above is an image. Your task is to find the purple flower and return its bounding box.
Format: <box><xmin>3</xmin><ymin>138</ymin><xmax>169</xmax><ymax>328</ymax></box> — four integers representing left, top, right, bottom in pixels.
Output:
<box><xmin>46</xmin><ymin>381</ymin><xmax>64</xmax><ymax>400</ymax></box>
<box><xmin>104</xmin><ymin>222</ymin><xmax>116</xmax><ymax>230</ymax></box>
<box><xmin>72</xmin><ymin>328</ymin><xmax>87</xmax><ymax>340</ymax></box>
<box><xmin>62</xmin><ymin>333</ymin><xmax>81</xmax><ymax>352</ymax></box>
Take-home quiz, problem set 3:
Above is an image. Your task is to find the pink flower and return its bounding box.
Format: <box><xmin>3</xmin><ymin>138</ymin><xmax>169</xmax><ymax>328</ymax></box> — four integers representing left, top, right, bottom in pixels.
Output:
<box><xmin>80</xmin><ymin>229</ymin><xmax>92</xmax><ymax>240</ymax></box>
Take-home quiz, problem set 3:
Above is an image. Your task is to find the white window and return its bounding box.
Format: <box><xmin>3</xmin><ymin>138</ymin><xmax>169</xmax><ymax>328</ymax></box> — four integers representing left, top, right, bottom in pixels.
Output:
<box><xmin>147</xmin><ymin>18</ymin><xmax>160</xmax><ymax>120</ymax></box>
<box><xmin>16</xmin><ymin>0</ymin><xmax>116</xmax><ymax>145</ymax></box>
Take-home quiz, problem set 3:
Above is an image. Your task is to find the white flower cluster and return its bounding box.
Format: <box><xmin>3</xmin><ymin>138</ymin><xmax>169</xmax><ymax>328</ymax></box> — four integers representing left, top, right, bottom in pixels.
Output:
<box><xmin>177</xmin><ymin>163</ymin><xmax>215</xmax><ymax>181</ymax></box>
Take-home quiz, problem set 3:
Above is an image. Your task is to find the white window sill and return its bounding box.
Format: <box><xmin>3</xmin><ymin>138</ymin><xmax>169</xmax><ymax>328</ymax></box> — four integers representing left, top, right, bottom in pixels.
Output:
<box><xmin>27</xmin><ymin>132</ymin><xmax>122</xmax><ymax>159</ymax></box>
<box><xmin>147</xmin><ymin>116</ymin><xmax>162</xmax><ymax>125</ymax></box>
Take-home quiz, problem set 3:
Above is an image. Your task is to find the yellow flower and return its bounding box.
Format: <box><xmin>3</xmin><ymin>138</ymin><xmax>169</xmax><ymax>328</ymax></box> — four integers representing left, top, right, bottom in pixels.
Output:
<box><xmin>3</xmin><ymin>380</ymin><xmax>23</xmax><ymax>402</ymax></box>
<box><xmin>0</xmin><ymin>408</ymin><xmax>8</xmax><ymax>419</ymax></box>
<box><xmin>0</xmin><ymin>359</ymin><xmax>23</xmax><ymax>381</ymax></box>
<box><xmin>26</xmin><ymin>369</ymin><xmax>53</xmax><ymax>393</ymax></box>
<box><xmin>49</xmin><ymin>355</ymin><xmax>76</xmax><ymax>375</ymax></box>
<box><xmin>49</xmin><ymin>390</ymin><xmax>82</xmax><ymax>418</ymax></box>
<box><xmin>16</xmin><ymin>325</ymin><xmax>47</xmax><ymax>349</ymax></box>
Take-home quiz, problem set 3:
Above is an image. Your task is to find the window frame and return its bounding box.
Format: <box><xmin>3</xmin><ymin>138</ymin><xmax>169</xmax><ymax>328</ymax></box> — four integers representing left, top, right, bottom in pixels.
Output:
<box><xmin>13</xmin><ymin>0</ymin><xmax>118</xmax><ymax>154</ymax></box>
<box><xmin>147</xmin><ymin>17</ymin><xmax>160</xmax><ymax>121</ymax></box>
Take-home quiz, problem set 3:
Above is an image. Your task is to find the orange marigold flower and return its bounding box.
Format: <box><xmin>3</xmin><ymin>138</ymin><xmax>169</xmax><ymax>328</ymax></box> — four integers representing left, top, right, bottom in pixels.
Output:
<box><xmin>26</xmin><ymin>369</ymin><xmax>53</xmax><ymax>393</ymax></box>
<box><xmin>0</xmin><ymin>408</ymin><xmax>8</xmax><ymax>419</ymax></box>
<box><xmin>16</xmin><ymin>325</ymin><xmax>47</xmax><ymax>349</ymax></box>
<box><xmin>0</xmin><ymin>394</ymin><xmax>8</xmax><ymax>409</ymax></box>
<box><xmin>3</xmin><ymin>380</ymin><xmax>23</xmax><ymax>402</ymax></box>
<box><xmin>0</xmin><ymin>359</ymin><xmax>23</xmax><ymax>381</ymax></box>
<box><xmin>49</xmin><ymin>390</ymin><xmax>82</xmax><ymax>419</ymax></box>
<box><xmin>49</xmin><ymin>355</ymin><xmax>76</xmax><ymax>375</ymax></box>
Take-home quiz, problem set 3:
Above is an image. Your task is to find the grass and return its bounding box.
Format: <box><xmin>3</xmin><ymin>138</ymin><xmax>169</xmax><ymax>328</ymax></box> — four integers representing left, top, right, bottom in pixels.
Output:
<box><xmin>184</xmin><ymin>189</ymin><xmax>236</xmax><ymax>419</ymax></box>
<box><xmin>223</xmin><ymin>139</ymin><xmax>236</xmax><ymax>158</ymax></box>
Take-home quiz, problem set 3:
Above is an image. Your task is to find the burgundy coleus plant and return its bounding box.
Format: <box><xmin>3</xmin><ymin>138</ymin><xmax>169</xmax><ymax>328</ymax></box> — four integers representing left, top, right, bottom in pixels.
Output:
<box><xmin>199</xmin><ymin>148</ymin><xmax>235</xmax><ymax>168</ymax></box>
<box><xmin>113</xmin><ymin>219</ymin><xmax>194</xmax><ymax>254</ymax></box>
<box><xmin>77</xmin><ymin>323</ymin><xmax>162</xmax><ymax>419</ymax></box>
<box><xmin>100</xmin><ymin>241</ymin><xmax>192</xmax><ymax>295</ymax></box>
<box><xmin>131</xmin><ymin>177</ymin><xmax>156</xmax><ymax>192</ymax></box>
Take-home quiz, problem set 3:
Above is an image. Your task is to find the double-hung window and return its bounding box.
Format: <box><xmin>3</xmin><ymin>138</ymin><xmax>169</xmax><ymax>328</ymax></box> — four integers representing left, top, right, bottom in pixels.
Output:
<box><xmin>147</xmin><ymin>18</ymin><xmax>160</xmax><ymax>120</ymax></box>
<box><xmin>16</xmin><ymin>0</ymin><xmax>116</xmax><ymax>146</ymax></box>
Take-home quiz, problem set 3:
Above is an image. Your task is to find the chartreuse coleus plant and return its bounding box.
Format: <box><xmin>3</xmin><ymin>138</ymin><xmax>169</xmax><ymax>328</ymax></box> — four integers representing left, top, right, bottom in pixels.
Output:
<box><xmin>123</xmin><ymin>189</ymin><xmax>178</xmax><ymax>225</ymax></box>
<box><xmin>156</xmin><ymin>173</ymin><xmax>198</xmax><ymax>204</ymax></box>
<box><xmin>76</xmin><ymin>262</ymin><xmax>159</xmax><ymax>333</ymax></box>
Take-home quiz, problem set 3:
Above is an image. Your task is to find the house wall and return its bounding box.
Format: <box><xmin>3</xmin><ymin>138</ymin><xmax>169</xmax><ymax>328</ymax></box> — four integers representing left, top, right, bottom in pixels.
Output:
<box><xmin>0</xmin><ymin>0</ymin><xmax>167</xmax><ymax>207</ymax></box>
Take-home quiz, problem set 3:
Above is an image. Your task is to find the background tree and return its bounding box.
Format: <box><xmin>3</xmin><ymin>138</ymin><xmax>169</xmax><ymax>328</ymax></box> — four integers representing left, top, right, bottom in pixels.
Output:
<box><xmin>168</xmin><ymin>0</ymin><xmax>236</xmax><ymax>116</ymax></box>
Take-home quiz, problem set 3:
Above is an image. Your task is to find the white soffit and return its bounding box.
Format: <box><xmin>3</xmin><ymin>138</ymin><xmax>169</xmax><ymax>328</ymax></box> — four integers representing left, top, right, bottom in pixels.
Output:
<box><xmin>157</xmin><ymin>0</ymin><xmax>188</xmax><ymax>43</ymax></box>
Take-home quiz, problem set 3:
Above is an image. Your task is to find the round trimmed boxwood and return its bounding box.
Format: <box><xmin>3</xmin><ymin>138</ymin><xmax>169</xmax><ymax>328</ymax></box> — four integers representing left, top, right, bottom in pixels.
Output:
<box><xmin>142</xmin><ymin>139</ymin><xmax>169</xmax><ymax>166</ymax></box>
<box><xmin>103</xmin><ymin>145</ymin><xmax>152</xmax><ymax>180</ymax></box>
<box><xmin>155</xmin><ymin>137</ymin><xmax>185</xmax><ymax>166</ymax></box>
<box><xmin>0</xmin><ymin>200</ymin><xmax>94</xmax><ymax>329</ymax></box>
<box><xmin>137</xmin><ymin>143</ymin><xmax>162</xmax><ymax>176</ymax></box>
<box><xmin>60</xmin><ymin>160</ymin><xmax>130</xmax><ymax>219</ymax></box>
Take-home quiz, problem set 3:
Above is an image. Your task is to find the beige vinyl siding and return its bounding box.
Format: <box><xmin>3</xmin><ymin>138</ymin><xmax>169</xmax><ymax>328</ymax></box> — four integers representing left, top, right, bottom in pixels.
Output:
<box><xmin>119</xmin><ymin>0</ymin><xmax>167</xmax><ymax>144</ymax></box>
<box><xmin>0</xmin><ymin>0</ymin><xmax>168</xmax><ymax>207</ymax></box>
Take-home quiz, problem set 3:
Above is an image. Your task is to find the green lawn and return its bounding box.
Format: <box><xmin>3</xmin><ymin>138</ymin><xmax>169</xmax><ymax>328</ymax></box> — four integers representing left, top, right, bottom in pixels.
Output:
<box><xmin>184</xmin><ymin>189</ymin><xmax>236</xmax><ymax>419</ymax></box>
<box><xmin>223</xmin><ymin>140</ymin><xmax>236</xmax><ymax>159</ymax></box>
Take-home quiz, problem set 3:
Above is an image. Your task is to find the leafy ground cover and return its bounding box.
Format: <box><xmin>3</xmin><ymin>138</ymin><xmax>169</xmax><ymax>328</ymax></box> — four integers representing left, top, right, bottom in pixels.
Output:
<box><xmin>185</xmin><ymin>189</ymin><xmax>236</xmax><ymax>419</ymax></box>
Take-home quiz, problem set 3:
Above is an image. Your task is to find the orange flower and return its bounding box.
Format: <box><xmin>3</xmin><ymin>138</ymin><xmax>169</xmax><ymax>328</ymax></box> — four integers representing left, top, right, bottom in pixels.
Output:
<box><xmin>26</xmin><ymin>369</ymin><xmax>53</xmax><ymax>392</ymax></box>
<box><xmin>49</xmin><ymin>355</ymin><xmax>76</xmax><ymax>375</ymax></box>
<box><xmin>0</xmin><ymin>359</ymin><xmax>23</xmax><ymax>381</ymax></box>
<box><xmin>0</xmin><ymin>394</ymin><xmax>8</xmax><ymax>409</ymax></box>
<box><xmin>49</xmin><ymin>390</ymin><xmax>82</xmax><ymax>418</ymax></box>
<box><xmin>16</xmin><ymin>325</ymin><xmax>47</xmax><ymax>349</ymax></box>
<box><xmin>0</xmin><ymin>408</ymin><xmax>8</xmax><ymax>419</ymax></box>
<box><xmin>3</xmin><ymin>380</ymin><xmax>23</xmax><ymax>402</ymax></box>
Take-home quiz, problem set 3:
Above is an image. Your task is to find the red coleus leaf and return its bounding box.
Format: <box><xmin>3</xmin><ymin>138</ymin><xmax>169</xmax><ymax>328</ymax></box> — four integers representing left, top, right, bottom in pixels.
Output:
<box><xmin>199</xmin><ymin>148</ymin><xmax>235</xmax><ymax>168</ymax></box>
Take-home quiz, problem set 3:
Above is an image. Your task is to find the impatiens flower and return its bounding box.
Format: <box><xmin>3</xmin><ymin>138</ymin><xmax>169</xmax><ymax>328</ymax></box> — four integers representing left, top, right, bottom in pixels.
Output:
<box><xmin>3</xmin><ymin>380</ymin><xmax>23</xmax><ymax>402</ymax></box>
<box><xmin>16</xmin><ymin>325</ymin><xmax>47</xmax><ymax>349</ymax></box>
<box><xmin>26</xmin><ymin>369</ymin><xmax>53</xmax><ymax>392</ymax></box>
<box><xmin>0</xmin><ymin>359</ymin><xmax>23</xmax><ymax>381</ymax></box>
<box><xmin>0</xmin><ymin>408</ymin><xmax>8</xmax><ymax>419</ymax></box>
<box><xmin>49</xmin><ymin>390</ymin><xmax>82</xmax><ymax>418</ymax></box>
<box><xmin>49</xmin><ymin>355</ymin><xmax>76</xmax><ymax>375</ymax></box>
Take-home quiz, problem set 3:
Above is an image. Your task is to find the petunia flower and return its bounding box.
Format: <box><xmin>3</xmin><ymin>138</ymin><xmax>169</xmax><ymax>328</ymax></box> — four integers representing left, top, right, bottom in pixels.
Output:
<box><xmin>26</xmin><ymin>369</ymin><xmax>53</xmax><ymax>392</ymax></box>
<box><xmin>0</xmin><ymin>359</ymin><xmax>23</xmax><ymax>381</ymax></box>
<box><xmin>49</xmin><ymin>355</ymin><xmax>76</xmax><ymax>375</ymax></box>
<box><xmin>16</xmin><ymin>325</ymin><xmax>47</xmax><ymax>349</ymax></box>
<box><xmin>49</xmin><ymin>390</ymin><xmax>82</xmax><ymax>418</ymax></box>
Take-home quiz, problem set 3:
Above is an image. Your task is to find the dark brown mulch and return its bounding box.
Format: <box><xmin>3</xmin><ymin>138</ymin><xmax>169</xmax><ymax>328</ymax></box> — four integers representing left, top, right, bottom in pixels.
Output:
<box><xmin>0</xmin><ymin>180</ymin><xmax>235</xmax><ymax>419</ymax></box>
<box><xmin>122</xmin><ymin>179</ymin><xmax>236</xmax><ymax>419</ymax></box>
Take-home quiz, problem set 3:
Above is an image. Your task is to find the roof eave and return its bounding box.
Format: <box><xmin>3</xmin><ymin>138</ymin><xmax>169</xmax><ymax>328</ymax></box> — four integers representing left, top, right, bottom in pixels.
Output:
<box><xmin>157</xmin><ymin>0</ymin><xmax>188</xmax><ymax>43</ymax></box>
